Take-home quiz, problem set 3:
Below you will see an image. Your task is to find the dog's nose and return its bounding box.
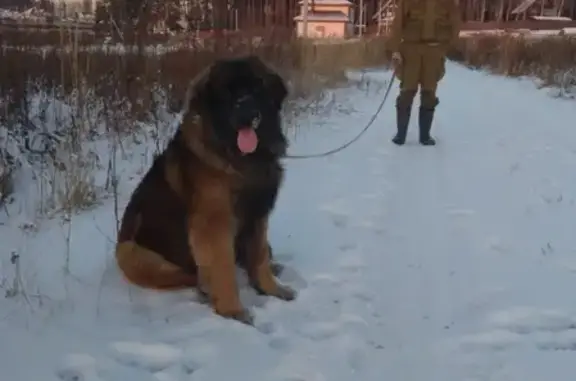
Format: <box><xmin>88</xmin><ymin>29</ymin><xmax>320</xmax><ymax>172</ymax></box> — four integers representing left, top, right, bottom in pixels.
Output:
<box><xmin>235</xmin><ymin>110</ymin><xmax>261</xmax><ymax>128</ymax></box>
<box><xmin>233</xmin><ymin>96</ymin><xmax>261</xmax><ymax>127</ymax></box>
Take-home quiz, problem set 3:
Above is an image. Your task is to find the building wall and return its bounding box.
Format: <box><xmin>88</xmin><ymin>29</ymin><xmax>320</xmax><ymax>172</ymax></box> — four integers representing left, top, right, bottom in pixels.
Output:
<box><xmin>296</xmin><ymin>21</ymin><xmax>346</xmax><ymax>38</ymax></box>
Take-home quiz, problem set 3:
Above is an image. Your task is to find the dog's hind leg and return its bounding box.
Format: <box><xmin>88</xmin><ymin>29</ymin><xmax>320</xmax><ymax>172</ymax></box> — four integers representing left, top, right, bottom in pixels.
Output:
<box><xmin>115</xmin><ymin>241</ymin><xmax>197</xmax><ymax>290</ymax></box>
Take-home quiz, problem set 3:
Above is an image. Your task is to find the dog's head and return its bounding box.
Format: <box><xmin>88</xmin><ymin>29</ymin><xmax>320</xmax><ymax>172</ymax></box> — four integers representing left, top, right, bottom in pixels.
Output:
<box><xmin>187</xmin><ymin>55</ymin><xmax>289</xmax><ymax>159</ymax></box>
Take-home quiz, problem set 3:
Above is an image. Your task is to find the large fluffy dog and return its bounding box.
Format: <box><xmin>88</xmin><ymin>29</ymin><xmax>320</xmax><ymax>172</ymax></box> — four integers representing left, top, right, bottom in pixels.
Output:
<box><xmin>115</xmin><ymin>56</ymin><xmax>296</xmax><ymax>324</ymax></box>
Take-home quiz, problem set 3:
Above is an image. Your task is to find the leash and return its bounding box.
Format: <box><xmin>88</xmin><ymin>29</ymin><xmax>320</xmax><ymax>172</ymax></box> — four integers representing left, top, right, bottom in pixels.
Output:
<box><xmin>284</xmin><ymin>71</ymin><xmax>395</xmax><ymax>159</ymax></box>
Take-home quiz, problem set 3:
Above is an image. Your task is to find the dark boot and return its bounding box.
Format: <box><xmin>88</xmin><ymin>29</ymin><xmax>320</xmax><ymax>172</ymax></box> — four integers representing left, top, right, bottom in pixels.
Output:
<box><xmin>419</xmin><ymin>91</ymin><xmax>438</xmax><ymax>146</ymax></box>
<box><xmin>418</xmin><ymin>107</ymin><xmax>436</xmax><ymax>146</ymax></box>
<box><xmin>392</xmin><ymin>90</ymin><xmax>415</xmax><ymax>146</ymax></box>
<box><xmin>392</xmin><ymin>105</ymin><xmax>411</xmax><ymax>145</ymax></box>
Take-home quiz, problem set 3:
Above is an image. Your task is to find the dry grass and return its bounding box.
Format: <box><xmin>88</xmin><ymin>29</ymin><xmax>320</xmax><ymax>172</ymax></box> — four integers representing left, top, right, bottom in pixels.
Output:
<box><xmin>4</xmin><ymin>29</ymin><xmax>573</xmax><ymax>224</ymax></box>
<box><xmin>0</xmin><ymin>32</ymin><xmax>390</xmax><ymax>220</ymax></box>
<box><xmin>451</xmin><ymin>34</ymin><xmax>576</xmax><ymax>93</ymax></box>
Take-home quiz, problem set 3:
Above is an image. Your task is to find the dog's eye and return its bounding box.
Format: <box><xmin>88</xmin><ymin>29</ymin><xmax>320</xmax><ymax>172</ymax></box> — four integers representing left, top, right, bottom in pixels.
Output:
<box><xmin>251</xmin><ymin>113</ymin><xmax>261</xmax><ymax>130</ymax></box>
<box><xmin>268</xmin><ymin>98</ymin><xmax>281</xmax><ymax>109</ymax></box>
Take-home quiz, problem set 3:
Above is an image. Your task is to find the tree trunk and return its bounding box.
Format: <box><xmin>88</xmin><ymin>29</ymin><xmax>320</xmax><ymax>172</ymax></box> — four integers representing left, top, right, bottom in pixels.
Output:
<box><xmin>556</xmin><ymin>0</ymin><xmax>565</xmax><ymax>16</ymax></box>
<box><xmin>505</xmin><ymin>0</ymin><xmax>513</xmax><ymax>20</ymax></box>
<box><xmin>497</xmin><ymin>0</ymin><xmax>505</xmax><ymax>21</ymax></box>
<box><xmin>212</xmin><ymin>0</ymin><xmax>228</xmax><ymax>33</ymax></box>
<box><xmin>470</xmin><ymin>0</ymin><xmax>475</xmax><ymax>20</ymax></box>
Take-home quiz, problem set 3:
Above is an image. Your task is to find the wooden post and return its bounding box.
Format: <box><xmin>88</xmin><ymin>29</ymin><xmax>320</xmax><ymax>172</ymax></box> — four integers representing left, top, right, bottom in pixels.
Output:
<box><xmin>359</xmin><ymin>0</ymin><xmax>364</xmax><ymax>36</ymax></box>
<box><xmin>302</xmin><ymin>0</ymin><xmax>309</xmax><ymax>37</ymax></box>
<box><xmin>377</xmin><ymin>0</ymin><xmax>382</xmax><ymax>35</ymax></box>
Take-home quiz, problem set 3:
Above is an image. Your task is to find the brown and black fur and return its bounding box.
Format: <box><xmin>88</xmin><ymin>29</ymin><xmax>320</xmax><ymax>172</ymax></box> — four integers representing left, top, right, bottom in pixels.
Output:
<box><xmin>115</xmin><ymin>56</ymin><xmax>295</xmax><ymax>324</ymax></box>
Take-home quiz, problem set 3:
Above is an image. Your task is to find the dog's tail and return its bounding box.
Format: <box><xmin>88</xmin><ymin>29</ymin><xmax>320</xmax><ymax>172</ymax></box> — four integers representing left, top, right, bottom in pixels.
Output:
<box><xmin>115</xmin><ymin>241</ymin><xmax>197</xmax><ymax>290</ymax></box>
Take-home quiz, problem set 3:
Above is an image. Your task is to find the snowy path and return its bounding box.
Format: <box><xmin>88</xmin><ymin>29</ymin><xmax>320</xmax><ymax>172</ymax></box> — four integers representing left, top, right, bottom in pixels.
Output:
<box><xmin>2</xmin><ymin>63</ymin><xmax>576</xmax><ymax>381</ymax></box>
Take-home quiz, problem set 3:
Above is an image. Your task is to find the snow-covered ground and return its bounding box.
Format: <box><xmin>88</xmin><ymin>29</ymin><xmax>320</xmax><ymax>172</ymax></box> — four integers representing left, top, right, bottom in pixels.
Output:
<box><xmin>2</xmin><ymin>62</ymin><xmax>576</xmax><ymax>381</ymax></box>
<box><xmin>460</xmin><ymin>27</ymin><xmax>576</xmax><ymax>37</ymax></box>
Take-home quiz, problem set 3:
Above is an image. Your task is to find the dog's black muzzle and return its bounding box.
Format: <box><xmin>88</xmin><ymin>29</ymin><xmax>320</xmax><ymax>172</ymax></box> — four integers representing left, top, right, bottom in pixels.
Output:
<box><xmin>231</xmin><ymin>95</ymin><xmax>261</xmax><ymax>129</ymax></box>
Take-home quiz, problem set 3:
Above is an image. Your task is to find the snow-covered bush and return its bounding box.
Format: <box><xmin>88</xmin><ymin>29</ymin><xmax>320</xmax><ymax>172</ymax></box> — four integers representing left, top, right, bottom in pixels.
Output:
<box><xmin>0</xmin><ymin>33</ymin><xmax>390</xmax><ymax>218</ymax></box>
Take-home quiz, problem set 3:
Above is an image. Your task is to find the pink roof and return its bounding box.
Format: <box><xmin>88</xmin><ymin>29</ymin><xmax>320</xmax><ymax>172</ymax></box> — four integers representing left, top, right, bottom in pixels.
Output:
<box><xmin>298</xmin><ymin>0</ymin><xmax>352</xmax><ymax>5</ymax></box>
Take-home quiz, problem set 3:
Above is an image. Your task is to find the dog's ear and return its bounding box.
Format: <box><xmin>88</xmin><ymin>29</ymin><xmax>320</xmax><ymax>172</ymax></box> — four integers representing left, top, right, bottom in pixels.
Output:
<box><xmin>184</xmin><ymin>65</ymin><xmax>212</xmax><ymax>112</ymax></box>
<box><xmin>246</xmin><ymin>55</ymin><xmax>288</xmax><ymax>107</ymax></box>
<box><xmin>265</xmin><ymin>68</ymin><xmax>288</xmax><ymax>108</ymax></box>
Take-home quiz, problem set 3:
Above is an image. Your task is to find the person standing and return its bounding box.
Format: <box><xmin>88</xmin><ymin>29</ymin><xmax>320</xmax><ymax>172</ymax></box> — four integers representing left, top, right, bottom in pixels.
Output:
<box><xmin>387</xmin><ymin>0</ymin><xmax>461</xmax><ymax>146</ymax></box>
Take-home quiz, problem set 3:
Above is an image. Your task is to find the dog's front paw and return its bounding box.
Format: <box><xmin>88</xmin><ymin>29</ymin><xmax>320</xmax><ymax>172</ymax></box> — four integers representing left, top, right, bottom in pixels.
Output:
<box><xmin>251</xmin><ymin>280</ymin><xmax>297</xmax><ymax>301</ymax></box>
<box><xmin>196</xmin><ymin>288</ymin><xmax>210</xmax><ymax>304</ymax></box>
<box><xmin>274</xmin><ymin>284</ymin><xmax>297</xmax><ymax>301</ymax></box>
<box><xmin>216</xmin><ymin>307</ymin><xmax>254</xmax><ymax>326</ymax></box>
<box><xmin>231</xmin><ymin>308</ymin><xmax>255</xmax><ymax>326</ymax></box>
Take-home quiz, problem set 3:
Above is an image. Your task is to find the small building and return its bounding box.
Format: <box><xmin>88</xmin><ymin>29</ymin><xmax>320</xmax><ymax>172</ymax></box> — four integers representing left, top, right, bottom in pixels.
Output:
<box><xmin>294</xmin><ymin>0</ymin><xmax>354</xmax><ymax>38</ymax></box>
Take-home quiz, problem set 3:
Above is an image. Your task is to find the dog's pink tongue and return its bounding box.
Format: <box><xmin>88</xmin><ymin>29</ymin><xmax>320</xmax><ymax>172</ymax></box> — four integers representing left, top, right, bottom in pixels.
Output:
<box><xmin>237</xmin><ymin>127</ymin><xmax>258</xmax><ymax>154</ymax></box>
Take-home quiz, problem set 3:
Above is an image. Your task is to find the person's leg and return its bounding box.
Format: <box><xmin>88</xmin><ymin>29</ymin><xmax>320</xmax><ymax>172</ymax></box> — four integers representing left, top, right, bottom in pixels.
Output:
<box><xmin>392</xmin><ymin>46</ymin><xmax>420</xmax><ymax>145</ymax></box>
<box><xmin>419</xmin><ymin>46</ymin><xmax>446</xmax><ymax>146</ymax></box>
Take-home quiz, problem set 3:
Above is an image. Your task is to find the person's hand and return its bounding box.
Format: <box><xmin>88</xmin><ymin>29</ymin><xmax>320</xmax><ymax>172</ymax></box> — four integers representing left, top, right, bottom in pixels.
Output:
<box><xmin>391</xmin><ymin>51</ymin><xmax>402</xmax><ymax>65</ymax></box>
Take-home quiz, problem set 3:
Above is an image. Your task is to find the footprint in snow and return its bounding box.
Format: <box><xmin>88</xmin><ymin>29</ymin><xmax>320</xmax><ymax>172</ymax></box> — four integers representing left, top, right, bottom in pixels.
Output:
<box><xmin>56</xmin><ymin>353</ymin><xmax>158</xmax><ymax>381</ymax></box>
<box><xmin>336</xmin><ymin>255</ymin><xmax>366</xmax><ymax>274</ymax></box>
<box><xmin>453</xmin><ymin>307</ymin><xmax>576</xmax><ymax>354</ymax></box>
<box><xmin>91</xmin><ymin>339</ymin><xmax>220</xmax><ymax>380</ymax></box>
<box><xmin>455</xmin><ymin>330</ymin><xmax>524</xmax><ymax>353</ymax></box>
<box><xmin>331</xmin><ymin>214</ymin><xmax>349</xmax><ymax>229</ymax></box>
<box><xmin>297</xmin><ymin>321</ymin><xmax>341</xmax><ymax>341</ymax></box>
<box><xmin>338</xmin><ymin>243</ymin><xmax>357</xmax><ymax>252</ymax></box>
<box><xmin>309</xmin><ymin>273</ymin><xmax>345</xmax><ymax>288</ymax></box>
<box><xmin>487</xmin><ymin>307</ymin><xmax>576</xmax><ymax>335</ymax></box>
<box><xmin>109</xmin><ymin>341</ymin><xmax>182</xmax><ymax>373</ymax></box>
<box><xmin>336</xmin><ymin>334</ymin><xmax>369</xmax><ymax>372</ymax></box>
<box><xmin>268</xmin><ymin>334</ymin><xmax>293</xmax><ymax>351</ymax></box>
<box><xmin>348</xmin><ymin>287</ymin><xmax>374</xmax><ymax>302</ymax></box>
<box><xmin>180</xmin><ymin>342</ymin><xmax>219</xmax><ymax>375</ymax></box>
<box><xmin>296</xmin><ymin>314</ymin><xmax>369</xmax><ymax>343</ymax></box>
<box><xmin>536</xmin><ymin>337</ymin><xmax>576</xmax><ymax>351</ymax></box>
<box><xmin>56</xmin><ymin>354</ymin><xmax>101</xmax><ymax>381</ymax></box>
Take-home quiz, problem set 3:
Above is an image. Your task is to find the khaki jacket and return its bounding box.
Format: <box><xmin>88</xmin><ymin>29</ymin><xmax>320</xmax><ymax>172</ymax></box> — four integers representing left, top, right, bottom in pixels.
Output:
<box><xmin>388</xmin><ymin>0</ymin><xmax>461</xmax><ymax>52</ymax></box>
